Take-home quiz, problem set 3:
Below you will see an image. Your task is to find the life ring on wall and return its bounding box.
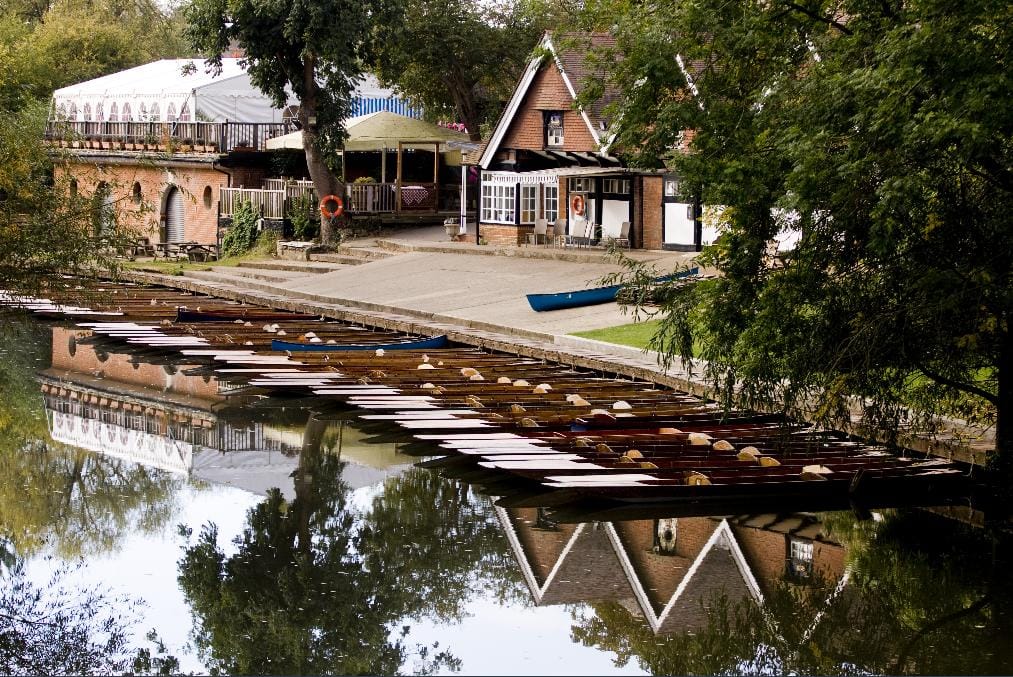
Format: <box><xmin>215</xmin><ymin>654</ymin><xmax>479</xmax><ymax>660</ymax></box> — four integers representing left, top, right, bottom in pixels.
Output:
<box><xmin>319</xmin><ymin>194</ymin><xmax>344</xmax><ymax>218</ymax></box>
<box><xmin>571</xmin><ymin>194</ymin><xmax>585</xmax><ymax>216</ymax></box>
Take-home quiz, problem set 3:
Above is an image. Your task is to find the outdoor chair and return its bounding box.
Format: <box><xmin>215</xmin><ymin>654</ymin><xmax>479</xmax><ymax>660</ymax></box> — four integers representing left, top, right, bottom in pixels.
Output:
<box><xmin>578</xmin><ymin>219</ymin><xmax>596</xmax><ymax>248</ymax></box>
<box><xmin>551</xmin><ymin>218</ymin><xmax>568</xmax><ymax>247</ymax></box>
<box><xmin>527</xmin><ymin>218</ymin><xmax>549</xmax><ymax>246</ymax></box>
<box><xmin>607</xmin><ymin>221</ymin><xmax>631</xmax><ymax>249</ymax></box>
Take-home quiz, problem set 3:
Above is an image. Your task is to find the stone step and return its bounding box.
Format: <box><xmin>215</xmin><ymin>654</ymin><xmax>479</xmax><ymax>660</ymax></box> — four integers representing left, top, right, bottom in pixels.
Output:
<box><xmin>304</xmin><ymin>253</ymin><xmax>368</xmax><ymax>266</ymax></box>
<box><xmin>236</xmin><ymin>260</ymin><xmax>347</xmax><ymax>274</ymax></box>
<box><xmin>311</xmin><ymin>246</ymin><xmax>394</xmax><ymax>263</ymax></box>
<box><xmin>209</xmin><ymin>266</ymin><xmax>311</xmax><ymax>283</ymax></box>
<box><xmin>183</xmin><ymin>269</ymin><xmax>295</xmax><ymax>293</ymax></box>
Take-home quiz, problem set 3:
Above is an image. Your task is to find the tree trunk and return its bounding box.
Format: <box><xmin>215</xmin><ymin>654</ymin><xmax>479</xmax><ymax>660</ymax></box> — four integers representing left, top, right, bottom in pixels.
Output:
<box><xmin>445</xmin><ymin>68</ymin><xmax>483</xmax><ymax>142</ymax></box>
<box><xmin>293</xmin><ymin>413</ymin><xmax>330</xmax><ymax>555</ymax></box>
<box><xmin>995</xmin><ymin>335</ymin><xmax>1012</xmax><ymax>490</ymax></box>
<box><xmin>299</xmin><ymin>55</ymin><xmax>342</xmax><ymax>245</ymax></box>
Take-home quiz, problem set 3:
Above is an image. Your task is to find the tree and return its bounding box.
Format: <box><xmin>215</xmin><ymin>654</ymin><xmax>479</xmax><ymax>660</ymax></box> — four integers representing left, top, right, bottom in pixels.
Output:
<box><xmin>183</xmin><ymin>0</ymin><xmax>395</xmax><ymax>244</ymax></box>
<box><xmin>0</xmin><ymin>0</ymin><xmax>187</xmax><ymax>294</ymax></box>
<box><xmin>578</xmin><ymin>0</ymin><xmax>1013</xmax><ymax>478</ymax></box>
<box><xmin>370</xmin><ymin>0</ymin><xmax>555</xmax><ymax>141</ymax></box>
<box><xmin>0</xmin><ymin>0</ymin><xmax>188</xmax><ymax>111</ymax></box>
<box><xmin>0</xmin><ymin>104</ymin><xmax>133</xmax><ymax>295</ymax></box>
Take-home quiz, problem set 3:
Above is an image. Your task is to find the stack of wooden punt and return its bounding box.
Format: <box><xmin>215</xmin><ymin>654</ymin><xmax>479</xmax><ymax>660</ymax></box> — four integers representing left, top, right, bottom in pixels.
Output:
<box><xmin>3</xmin><ymin>281</ymin><xmax>971</xmax><ymax>505</ymax></box>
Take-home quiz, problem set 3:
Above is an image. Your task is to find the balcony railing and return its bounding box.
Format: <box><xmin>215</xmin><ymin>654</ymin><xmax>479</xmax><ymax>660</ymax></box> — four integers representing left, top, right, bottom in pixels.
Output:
<box><xmin>45</xmin><ymin>120</ymin><xmax>298</xmax><ymax>154</ymax></box>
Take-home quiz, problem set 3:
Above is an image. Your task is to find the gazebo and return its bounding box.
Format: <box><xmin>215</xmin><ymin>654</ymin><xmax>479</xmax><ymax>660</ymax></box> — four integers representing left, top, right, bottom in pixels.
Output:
<box><xmin>267</xmin><ymin>111</ymin><xmax>477</xmax><ymax>213</ymax></box>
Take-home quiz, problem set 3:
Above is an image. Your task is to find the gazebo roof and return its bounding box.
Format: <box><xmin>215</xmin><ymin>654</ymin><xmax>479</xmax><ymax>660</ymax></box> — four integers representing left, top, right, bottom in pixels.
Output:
<box><xmin>266</xmin><ymin>111</ymin><xmax>475</xmax><ymax>152</ymax></box>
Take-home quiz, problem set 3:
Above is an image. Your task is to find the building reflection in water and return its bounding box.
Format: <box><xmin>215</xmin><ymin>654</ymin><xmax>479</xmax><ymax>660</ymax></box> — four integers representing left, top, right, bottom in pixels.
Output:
<box><xmin>498</xmin><ymin>507</ymin><xmax>847</xmax><ymax>636</ymax></box>
<box><xmin>40</xmin><ymin>326</ymin><xmax>416</xmax><ymax>498</ymax></box>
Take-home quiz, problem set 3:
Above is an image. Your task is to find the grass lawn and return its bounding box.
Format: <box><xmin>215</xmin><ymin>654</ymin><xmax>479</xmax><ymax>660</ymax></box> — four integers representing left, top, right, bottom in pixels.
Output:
<box><xmin>122</xmin><ymin>235</ymin><xmax>279</xmax><ymax>276</ymax></box>
<box><xmin>571</xmin><ymin>319</ymin><xmax>662</xmax><ymax>350</ymax></box>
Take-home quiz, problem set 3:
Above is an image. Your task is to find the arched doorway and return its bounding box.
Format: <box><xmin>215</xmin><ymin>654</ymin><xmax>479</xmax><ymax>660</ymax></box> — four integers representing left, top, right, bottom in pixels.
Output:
<box><xmin>164</xmin><ymin>187</ymin><xmax>185</xmax><ymax>242</ymax></box>
<box><xmin>94</xmin><ymin>181</ymin><xmax>116</xmax><ymax>235</ymax></box>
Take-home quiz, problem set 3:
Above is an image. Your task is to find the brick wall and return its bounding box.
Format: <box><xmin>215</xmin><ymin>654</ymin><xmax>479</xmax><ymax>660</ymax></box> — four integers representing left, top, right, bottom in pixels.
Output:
<box><xmin>641</xmin><ymin>175</ymin><xmax>664</xmax><ymax>250</ymax></box>
<box><xmin>478</xmin><ymin>223</ymin><xmax>528</xmax><ymax>246</ymax></box>
<box><xmin>56</xmin><ymin>156</ymin><xmax>233</xmax><ymax>245</ymax></box>
<box><xmin>508</xmin><ymin>508</ymin><xmax>578</xmax><ymax>584</ymax></box>
<box><xmin>500</xmin><ymin>65</ymin><xmax>598</xmax><ymax>152</ymax></box>
<box><xmin>51</xmin><ymin>327</ymin><xmax>220</xmax><ymax>401</ymax></box>
<box><xmin>613</xmin><ymin>518</ymin><xmax>720</xmax><ymax>609</ymax></box>
<box><xmin>731</xmin><ymin>524</ymin><xmax>847</xmax><ymax>596</ymax></box>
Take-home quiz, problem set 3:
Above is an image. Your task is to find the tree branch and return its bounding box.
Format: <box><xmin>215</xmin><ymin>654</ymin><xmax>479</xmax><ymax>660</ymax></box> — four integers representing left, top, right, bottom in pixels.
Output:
<box><xmin>889</xmin><ymin>595</ymin><xmax>990</xmax><ymax>673</ymax></box>
<box><xmin>779</xmin><ymin>2</ymin><xmax>853</xmax><ymax>35</ymax></box>
<box><xmin>915</xmin><ymin>361</ymin><xmax>998</xmax><ymax>405</ymax></box>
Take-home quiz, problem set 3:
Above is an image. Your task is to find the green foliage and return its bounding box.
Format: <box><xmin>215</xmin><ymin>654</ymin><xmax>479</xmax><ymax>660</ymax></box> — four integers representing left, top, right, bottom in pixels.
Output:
<box><xmin>0</xmin><ymin>0</ymin><xmax>187</xmax><ymax>111</ymax></box>
<box><xmin>288</xmin><ymin>193</ymin><xmax>318</xmax><ymax>241</ymax></box>
<box><xmin>177</xmin><ymin>421</ymin><xmax>521</xmax><ymax>674</ymax></box>
<box><xmin>578</xmin><ymin>0</ymin><xmax>1013</xmax><ymax>463</ymax></box>
<box><xmin>220</xmin><ymin>200</ymin><xmax>259</xmax><ymax>258</ymax></box>
<box><xmin>0</xmin><ymin>104</ymin><xmax>128</xmax><ymax>295</ymax></box>
<box><xmin>370</xmin><ymin>0</ymin><xmax>558</xmax><ymax>140</ymax></box>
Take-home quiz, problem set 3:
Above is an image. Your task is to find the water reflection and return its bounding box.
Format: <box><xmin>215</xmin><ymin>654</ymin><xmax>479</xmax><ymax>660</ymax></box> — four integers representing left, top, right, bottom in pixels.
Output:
<box><xmin>1</xmin><ymin>319</ymin><xmax>1011</xmax><ymax>674</ymax></box>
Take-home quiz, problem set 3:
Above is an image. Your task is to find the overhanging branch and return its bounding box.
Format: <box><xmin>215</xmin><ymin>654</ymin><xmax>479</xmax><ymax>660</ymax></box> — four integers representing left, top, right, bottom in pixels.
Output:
<box><xmin>780</xmin><ymin>1</ymin><xmax>854</xmax><ymax>35</ymax></box>
<box><xmin>915</xmin><ymin>361</ymin><xmax>998</xmax><ymax>405</ymax></box>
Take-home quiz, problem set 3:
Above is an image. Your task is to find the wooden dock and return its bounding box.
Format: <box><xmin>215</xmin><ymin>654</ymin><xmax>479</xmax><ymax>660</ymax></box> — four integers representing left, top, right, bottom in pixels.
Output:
<box><xmin>2</xmin><ymin>281</ymin><xmax>974</xmax><ymax>510</ymax></box>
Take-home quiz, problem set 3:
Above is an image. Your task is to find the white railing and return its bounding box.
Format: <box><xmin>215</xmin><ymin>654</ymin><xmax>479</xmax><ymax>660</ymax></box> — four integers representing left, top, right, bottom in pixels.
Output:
<box><xmin>346</xmin><ymin>182</ymin><xmax>397</xmax><ymax>213</ymax></box>
<box><xmin>220</xmin><ymin>187</ymin><xmax>286</xmax><ymax>219</ymax></box>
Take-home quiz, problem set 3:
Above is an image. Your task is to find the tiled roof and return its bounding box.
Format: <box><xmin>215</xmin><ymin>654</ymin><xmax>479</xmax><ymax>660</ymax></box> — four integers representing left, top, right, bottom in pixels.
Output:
<box><xmin>552</xmin><ymin>33</ymin><xmax>621</xmax><ymax>134</ymax></box>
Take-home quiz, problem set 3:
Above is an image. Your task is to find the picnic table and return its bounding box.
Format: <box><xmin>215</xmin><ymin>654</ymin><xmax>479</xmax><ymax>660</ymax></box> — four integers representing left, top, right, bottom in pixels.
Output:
<box><xmin>150</xmin><ymin>242</ymin><xmax>219</xmax><ymax>261</ymax></box>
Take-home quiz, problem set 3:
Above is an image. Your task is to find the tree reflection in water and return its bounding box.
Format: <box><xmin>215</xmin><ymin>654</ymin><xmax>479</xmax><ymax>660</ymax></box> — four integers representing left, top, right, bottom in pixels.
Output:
<box><xmin>178</xmin><ymin>415</ymin><xmax>521</xmax><ymax>675</ymax></box>
<box><xmin>0</xmin><ymin>551</ymin><xmax>179</xmax><ymax>675</ymax></box>
<box><xmin>571</xmin><ymin>510</ymin><xmax>1013</xmax><ymax>675</ymax></box>
<box><xmin>0</xmin><ymin>317</ymin><xmax>182</xmax><ymax>560</ymax></box>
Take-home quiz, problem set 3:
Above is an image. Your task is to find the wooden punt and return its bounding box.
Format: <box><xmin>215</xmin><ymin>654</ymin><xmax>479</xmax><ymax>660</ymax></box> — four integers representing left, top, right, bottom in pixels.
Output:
<box><xmin>526</xmin><ymin>268</ymin><xmax>700</xmax><ymax>312</ymax></box>
<box><xmin>175</xmin><ymin>307</ymin><xmax>319</xmax><ymax>323</ymax></box>
<box><xmin>8</xmin><ymin>277</ymin><xmax>972</xmax><ymax>509</ymax></box>
<box><xmin>271</xmin><ymin>335</ymin><xmax>450</xmax><ymax>352</ymax></box>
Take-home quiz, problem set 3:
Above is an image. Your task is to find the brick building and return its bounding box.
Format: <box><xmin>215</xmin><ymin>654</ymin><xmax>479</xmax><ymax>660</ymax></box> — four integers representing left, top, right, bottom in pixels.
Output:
<box><xmin>474</xmin><ymin>33</ymin><xmax>716</xmax><ymax>250</ymax></box>
<box><xmin>47</xmin><ymin>60</ymin><xmax>419</xmax><ymax>246</ymax></box>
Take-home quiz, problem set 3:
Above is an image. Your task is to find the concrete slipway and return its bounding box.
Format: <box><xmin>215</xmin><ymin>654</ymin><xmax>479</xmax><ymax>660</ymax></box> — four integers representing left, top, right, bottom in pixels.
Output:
<box><xmin>122</xmin><ymin>227</ymin><xmax>991</xmax><ymax>466</ymax></box>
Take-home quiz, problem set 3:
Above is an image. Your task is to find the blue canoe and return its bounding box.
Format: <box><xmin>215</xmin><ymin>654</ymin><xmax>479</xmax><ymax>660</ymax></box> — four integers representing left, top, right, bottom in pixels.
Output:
<box><xmin>271</xmin><ymin>334</ymin><xmax>449</xmax><ymax>352</ymax></box>
<box><xmin>526</xmin><ymin>267</ymin><xmax>699</xmax><ymax>312</ymax></box>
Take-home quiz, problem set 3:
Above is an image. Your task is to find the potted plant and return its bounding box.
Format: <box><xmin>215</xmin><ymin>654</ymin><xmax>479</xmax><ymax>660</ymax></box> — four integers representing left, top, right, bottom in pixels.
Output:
<box><xmin>443</xmin><ymin>217</ymin><xmax>461</xmax><ymax>241</ymax></box>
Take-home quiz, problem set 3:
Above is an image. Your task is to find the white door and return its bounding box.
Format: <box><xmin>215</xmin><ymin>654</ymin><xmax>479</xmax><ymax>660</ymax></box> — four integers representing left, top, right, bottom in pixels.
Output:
<box><xmin>165</xmin><ymin>187</ymin><xmax>185</xmax><ymax>242</ymax></box>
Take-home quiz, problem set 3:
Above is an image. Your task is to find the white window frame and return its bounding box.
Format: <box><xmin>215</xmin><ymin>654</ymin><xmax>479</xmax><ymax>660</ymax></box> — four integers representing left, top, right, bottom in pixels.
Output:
<box><xmin>568</xmin><ymin>177</ymin><xmax>592</xmax><ymax>193</ymax></box>
<box><xmin>481</xmin><ymin>182</ymin><xmax>516</xmax><ymax>224</ymax></box>
<box><xmin>543</xmin><ymin>184</ymin><xmax>559</xmax><ymax>223</ymax></box>
<box><xmin>789</xmin><ymin>537</ymin><xmax>814</xmax><ymax>578</ymax></box>
<box><xmin>546</xmin><ymin>112</ymin><xmax>564</xmax><ymax>147</ymax></box>
<box><xmin>602</xmin><ymin>178</ymin><xmax>630</xmax><ymax>194</ymax></box>
<box><xmin>520</xmin><ymin>185</ymin><xmax>537</xmax><ymax>224</ymax></box>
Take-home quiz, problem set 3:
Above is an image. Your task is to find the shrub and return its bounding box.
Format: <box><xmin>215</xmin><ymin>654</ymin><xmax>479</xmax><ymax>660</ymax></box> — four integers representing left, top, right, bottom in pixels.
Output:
<box><xmin>221</xmin><ymin>200</ymin><xmax>259</xmax><ymax>257</ymax></box>
<box><xmin>289</xmin><ymin>193</ymin><xmax>319</xmax><ymax>241</ymax></box>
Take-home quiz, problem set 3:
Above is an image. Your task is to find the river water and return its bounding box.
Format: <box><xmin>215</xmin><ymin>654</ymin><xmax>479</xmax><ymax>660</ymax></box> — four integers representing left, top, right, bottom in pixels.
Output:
<box><xmin>1</xmin><ymin>317</ymin><xmax>1011</xmax><ymax>675</ymax></box>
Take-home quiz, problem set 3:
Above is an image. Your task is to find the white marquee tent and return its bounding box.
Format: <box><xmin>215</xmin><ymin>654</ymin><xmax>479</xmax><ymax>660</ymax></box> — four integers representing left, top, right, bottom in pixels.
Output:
<box><xmin>52</xmin><ymin>59</ymin><xmax>417</xmax><ymax>123</ymax></box>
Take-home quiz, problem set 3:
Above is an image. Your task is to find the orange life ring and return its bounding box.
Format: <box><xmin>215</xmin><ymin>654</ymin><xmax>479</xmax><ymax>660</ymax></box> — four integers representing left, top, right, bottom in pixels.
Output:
<box><xmin>319</xmin><ymin>194</ymin><xmax>344</xmax><ymax>218</ymax></box>
<box><xmin>571</xmin><ymin>194</ymin><xmax>585</xmax><ymax>216</ymax></box>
